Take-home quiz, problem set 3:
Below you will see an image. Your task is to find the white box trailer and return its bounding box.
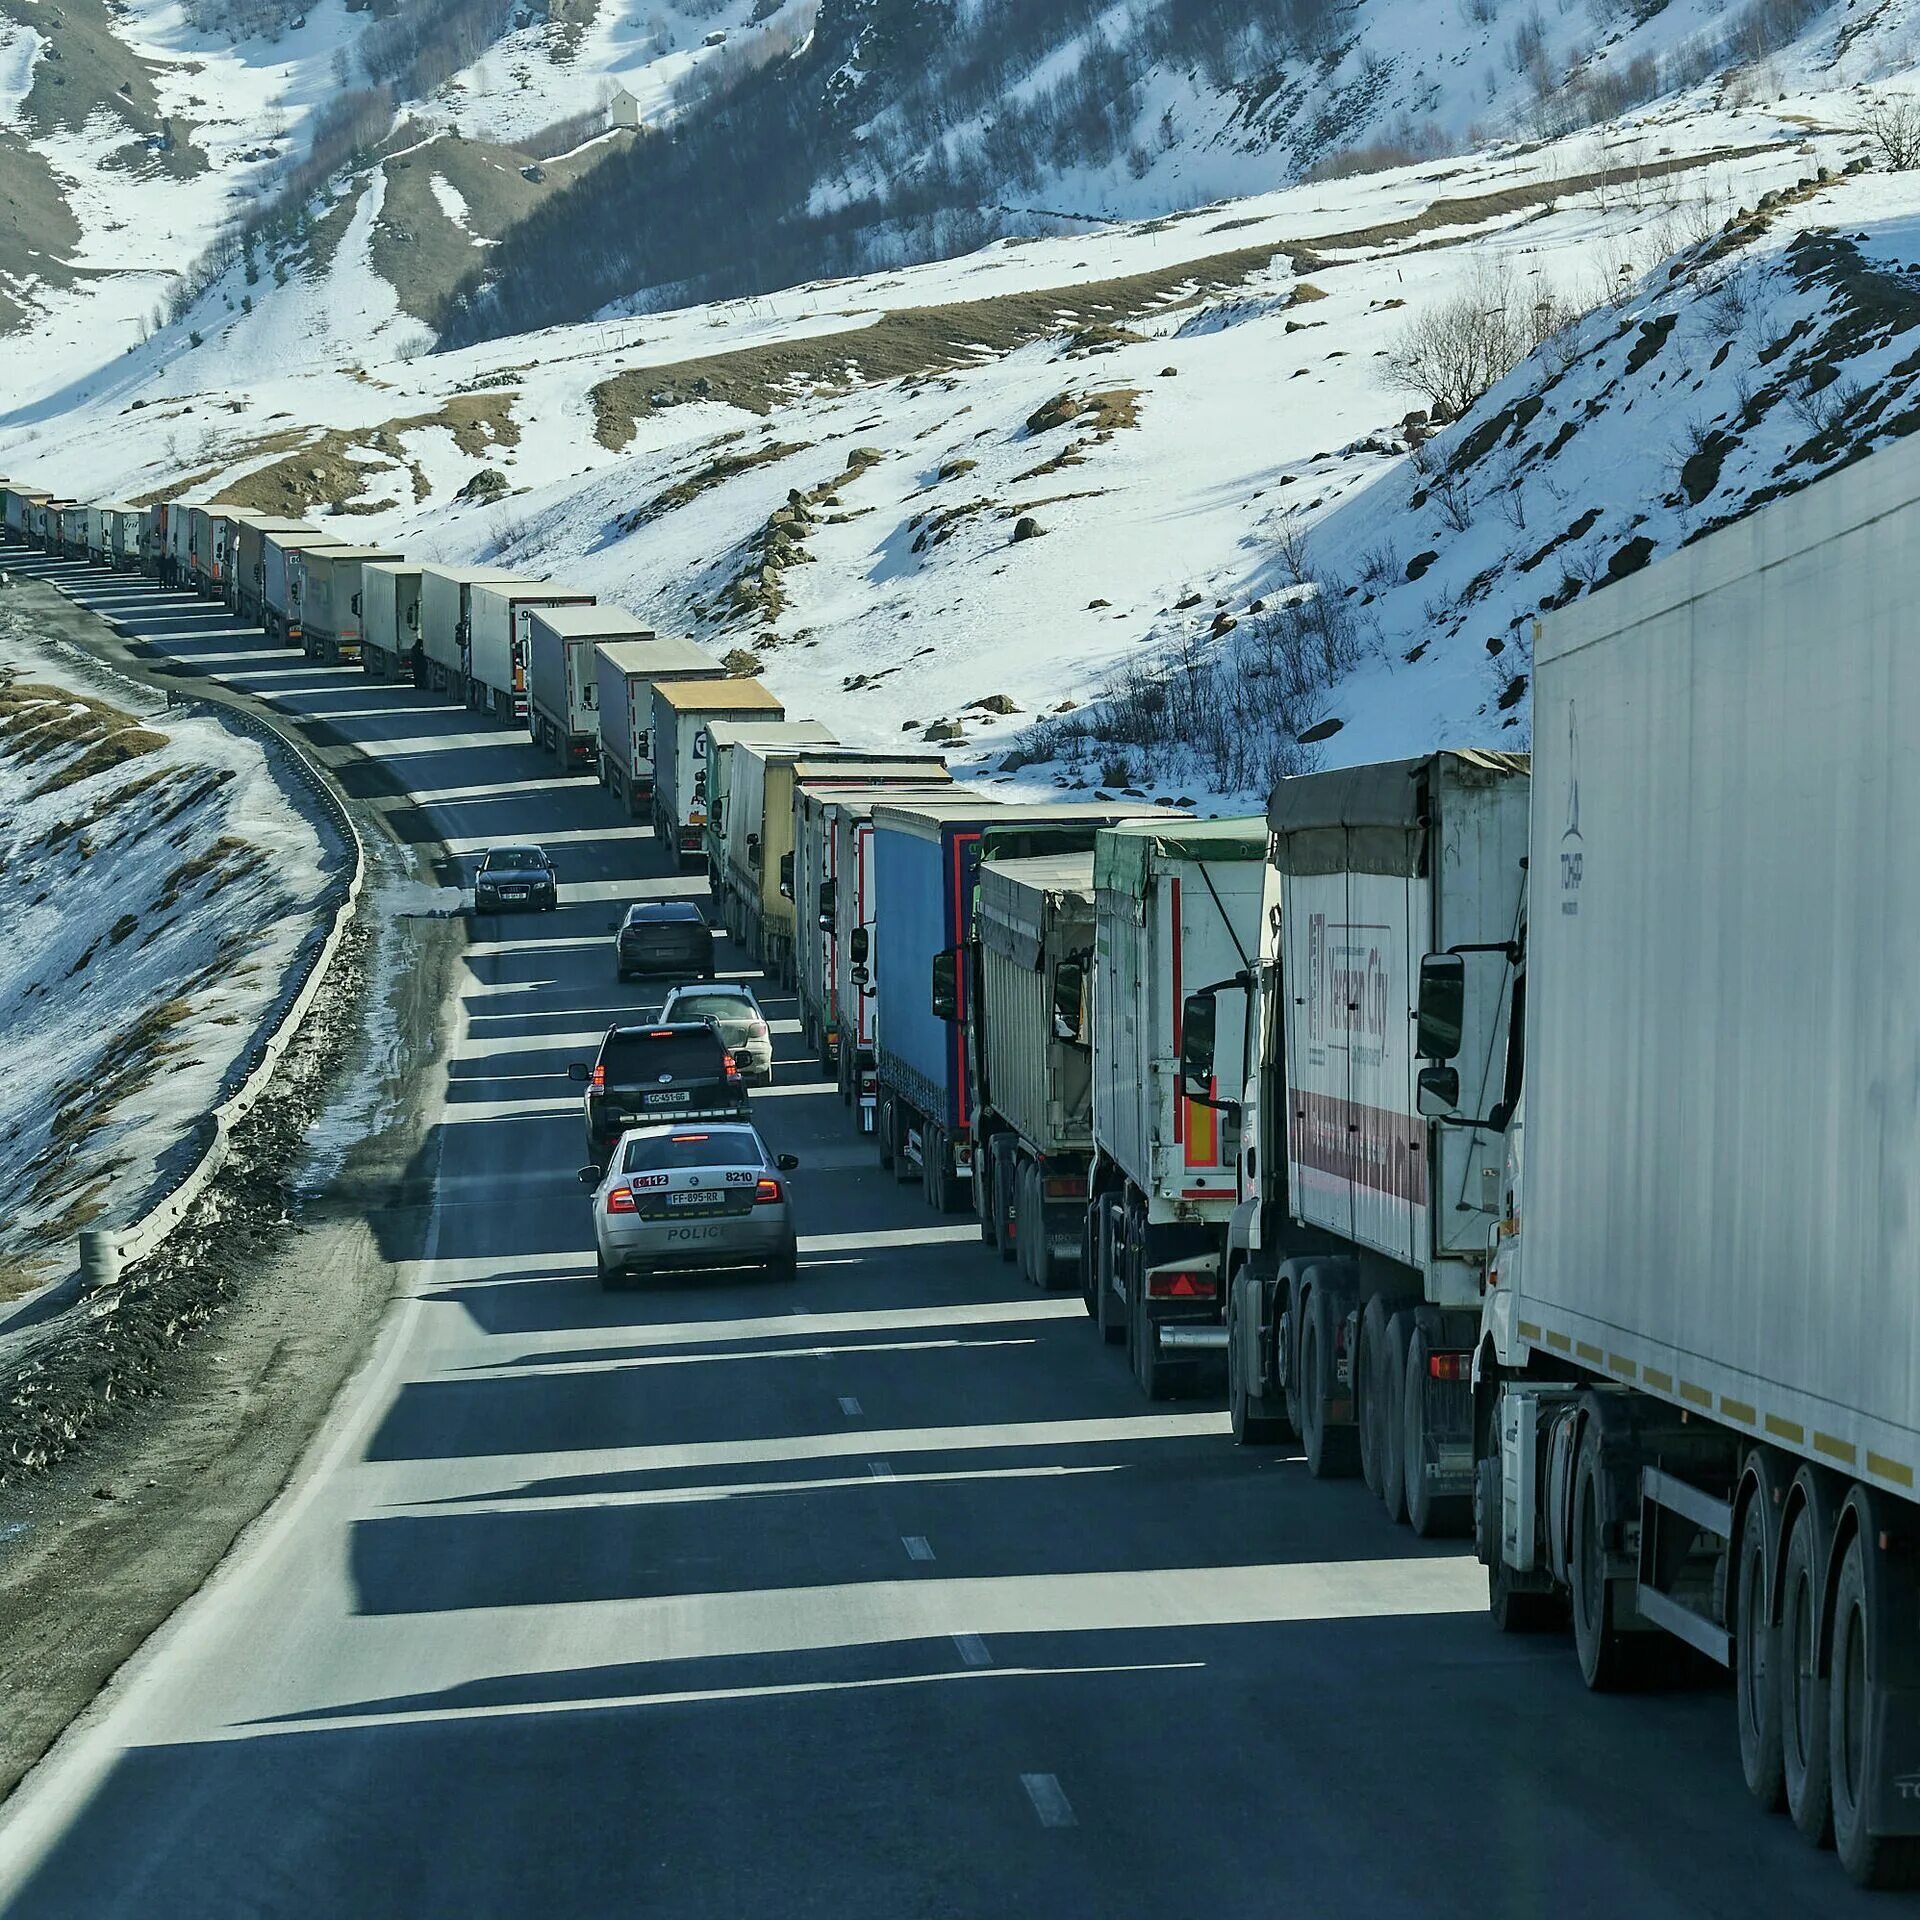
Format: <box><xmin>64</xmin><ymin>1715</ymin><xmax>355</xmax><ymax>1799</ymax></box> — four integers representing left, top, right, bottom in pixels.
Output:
<box><xmin>6</xmin><ymin>489</ymin><xmax>50</xmax><ymax>541</ymax></box>
<box><xmin>651</xmin><ymin>678</ymin><xmax>783</xmax><ymax>865</ymax></box>
<box><xmin>1472</xmin><ymin>436</ymin><xmax>1920</xmax><ymax>1885</ymax></box>
<box><xmin>360</xmin><ymin>562</ymin><xmax>423</xmax><ymax>681</ymax></box>
<box><xmin>704</xmin><ymin>720</ymin><xmax>836</xmax><ymax>888</ymax></box>
<box><xmin>104</xmin><ymin>506</ymin><xmax>145</xmax><ymax>571</ymax></box>
<box><xmin>1087</xmin><ymin>818</ymin><xmax>1271</xmax><ymax>1395</ymax></box>
<box><xmin>589</xmin><ymin>626</ymin><xmax>724</xmax><ymax>812</ymax></box>
<box><xmin>232</xmin><ymin>517</ymin><xmax>310</xmax><ymax>621</ymax></box>
<box><xmin>1188</xmin><ymin>752</ymin><xmax>1528</xmax><ymax>1505</ymax></box>
<box><xmin>300</xmin><ymin>546</ymin><xmax>403</xmax><ymax>663</ymax></box>
<box><xmin>419</xmin><ymin>565</ymin><xmax>525</xmax><ymax>702</ymax></box>
<box><xmin>263</xmin><ymin>531</ymin><xmax>347</xmax><ymax>641</ymax></box>
<box><xmin>469</xmin><ymin>581</ymin><xmax>596</xmax><ymax>721</ymax></box>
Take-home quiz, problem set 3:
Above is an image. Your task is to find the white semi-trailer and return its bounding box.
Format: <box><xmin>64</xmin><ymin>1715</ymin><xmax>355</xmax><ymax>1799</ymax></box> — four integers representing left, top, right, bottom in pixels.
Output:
<box><xmin>1181</xmin><ymin>753</ymin><xmax>1529</xmax><ymax>1524</ymax></box>
<box><xmin>468</xmin><ymin>579</ymin><xmax>596</xmax><ymax>720</ymax></box>
<box><xmin>360</xmin><ymin>562</ymin><xmax>423</xmax><ymax>682</ymax></box>
<box><xmin>590</xmin><ymin>628</ymin><xmax>727</xmax><ymax>811</ymax></box>
<box><xmin>1460</xmin><ymin>440</ymin><xmax>1920</xmax><ymax>1888</ymax></box>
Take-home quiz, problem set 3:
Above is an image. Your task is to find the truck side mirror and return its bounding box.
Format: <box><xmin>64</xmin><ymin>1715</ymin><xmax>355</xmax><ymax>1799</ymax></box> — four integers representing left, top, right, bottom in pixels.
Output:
<box><xmin>778</xmin><ymin>852</ymin><xmax>795</xmax><ymax>900</ymax></box>
<box><xmin>931</xmin><ymin>948</ymin><xmax>958</xmax><ymax>1022</ymax></box>
<box><xmin>849</xmin><ymin>927</ymin><xmax>869</xmax><ymax>965</ymax></box>
<box><xmin>1416</xmin><ymin>1065</ymin><xmax>1460</xmax><ymax>1118</ymax></box>
<box><xmin>1180</xmin><ymin>991</ymin><xmax>1217</xmax><ymax>1101</ymax></box>
<box><xmin>1416</xmin><ymin>954</ymin><xmax>1466</xmax><ymax>1060</ymax></box>
<box><xmin>817</xmin><ymin>878</ymin><xmax>836</xmax><ymax>934</ymax></box>
<box><xmin>1053</xmin><ymin>958</ymin><xmax>1085</xmax><ymax>1045</ymax></box>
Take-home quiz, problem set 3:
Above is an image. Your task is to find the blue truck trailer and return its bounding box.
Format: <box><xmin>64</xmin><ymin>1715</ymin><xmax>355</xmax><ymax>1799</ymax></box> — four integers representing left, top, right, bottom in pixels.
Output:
<box><xmin>870</xmin><ymin>796</ymin><xmax>1004</xmax><ymax>1210</ymax></box>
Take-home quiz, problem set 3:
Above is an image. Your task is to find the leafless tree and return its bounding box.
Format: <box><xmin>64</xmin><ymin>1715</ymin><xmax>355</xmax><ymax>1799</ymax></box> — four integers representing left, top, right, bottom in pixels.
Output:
<box><xmin>1383</xmin><ymin>258</ymin><xmax>1526</xmax><ymax>418</ymax></box>
<box><xmin>1862</xmin><ymin>92</ymin><xmax>1920</xmax><ymax>171</ymax></box>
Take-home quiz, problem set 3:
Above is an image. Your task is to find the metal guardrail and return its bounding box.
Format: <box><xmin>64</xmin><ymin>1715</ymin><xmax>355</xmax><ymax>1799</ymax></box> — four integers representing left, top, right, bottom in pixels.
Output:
<box><xmin>53</xmin><ymin>618</ymin><xmax>370</xmax><ymax>1294</ymax></box>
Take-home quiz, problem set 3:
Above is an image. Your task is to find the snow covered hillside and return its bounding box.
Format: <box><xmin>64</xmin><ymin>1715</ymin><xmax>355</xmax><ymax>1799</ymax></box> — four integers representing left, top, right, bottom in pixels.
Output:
<box><xmin>0</xmin><ymin>621</ymin><xmax>337</xmax><ymax>1302</ymax></box>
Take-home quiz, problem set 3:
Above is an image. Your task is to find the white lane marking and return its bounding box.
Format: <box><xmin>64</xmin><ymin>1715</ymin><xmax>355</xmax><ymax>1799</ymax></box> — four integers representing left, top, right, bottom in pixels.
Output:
<box><xmin>799</xmin><ymin>1224</ymin><xmax>986</xmax><ymax>1253</ymax></box>
<box><xmin>952</xmin><ymin>1634</ymin><xmax>992</xmax><ymax>1668</ymax></box>
<box><xmin>838</xmin><ymin>1396</ymin><xmax>862</xmax><ymax>1417</ymax></box>
<box><xmin>1021</xmin><ymin>1774</ymin><xmax>1077</xmax><ymax>1829</ymax></box>
<box><xmin>750</xmin><ymin>1080</ymin><xmax>838</xmax><ymax>1099</ymax></box>
<box><xmin>902</xmin><ymin>1535</ymin><xmax>934</xmax><ymax>1562</ymax></box>
<box><xmin>400</xmin><ymin>1462</ymin><xmax>1119</xmax><ymax>1521</ymax></box>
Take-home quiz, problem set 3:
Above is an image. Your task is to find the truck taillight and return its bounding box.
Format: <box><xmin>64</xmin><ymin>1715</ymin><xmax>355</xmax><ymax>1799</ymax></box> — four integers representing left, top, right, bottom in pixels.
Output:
<box><xmin>1427</xmin><ymin>1351</ymin><xmax>1470</xmax><ymax>1382</ymax></box>
<box><xmin>1043</xmin><ymin>1174</ymin><xmax>1083</xmax><ymax>1200</ymax></box>
<box><xmin>606</xmin><ymin>1186</ymin><xmax>637</xmax><ymax>1214</ymax></box>
<box><xmin>1147</xmin><ymin>1268</ymin><xmax>1217</xmax><ymax>1300</ymax></box>
<box><xmin>754</xmin><ymin>1177</ymin><xmax>783</xmax><ymax>1205</ymax></box>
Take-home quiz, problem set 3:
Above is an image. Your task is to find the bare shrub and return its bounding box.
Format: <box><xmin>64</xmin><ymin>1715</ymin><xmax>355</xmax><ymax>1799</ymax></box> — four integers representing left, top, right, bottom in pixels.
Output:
<box><xmin>1861</xmin><ymin>92</ymin><xmax>1920</xmax><ymax>171</ymax></box>
<box><xmin>1383</xmin><ymin>258</ymin><xmax>1528</xmax><ymax>418</ymax></box>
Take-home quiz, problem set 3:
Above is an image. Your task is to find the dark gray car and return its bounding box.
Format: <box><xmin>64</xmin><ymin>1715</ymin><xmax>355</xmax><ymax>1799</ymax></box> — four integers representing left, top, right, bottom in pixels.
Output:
<box><xmin>475</xmin><ymin>844</ymin><xmax>557</xmax><ymax>913</ymax></box>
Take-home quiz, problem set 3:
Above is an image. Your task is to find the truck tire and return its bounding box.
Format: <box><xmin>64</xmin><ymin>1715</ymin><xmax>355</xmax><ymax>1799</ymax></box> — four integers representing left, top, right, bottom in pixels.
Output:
<box><xmin>1734</xmin><ymin>1477</ymin><xmax>1786</xmax><ymax>1813</ymax></box>
<box><xmin>1227</xmin><ymin>1272</ymin><xmax>1288</xmax><ymax>1446</ymax></box>
<box><xmin>1481</xmin><ymin>1452</ymin><xmax>1563</xmax><ymax>1632</ymax></box>
<box><xmin>1079</xmin><ymin>1203</ymin><xmax>1099</xmax><ymax>1319</ymax></box>
<box><xmin>1380</xmin><ymin>1311</ymin><xmax>1414</xmax><ymax>1525</ymax></box>
<box><xmin>1830</xmin><ymin>1526</ymin><xmax>1920</xmax><ymax>1887</ymax></box>
<box><xmin>1404</xmin><ymin>1326</ymin><xmax>1469</xmax><ymax>1538</ymax></box>
<box><xmin>876</xmin><ymin>1095</ymin><xmax>895</xmax><ymax>1172</ymax></box>
<box><xmin>1301</xmin><ymin>1283</ymin><xmax>1359</xmax><ymax>1479</ymax></box>
<box><xmin>1358</xmin><ymin>1295</ymin><xmax>1389</xmax><ymax>1495</ymax></box>
<box><xmin>994</xmin><ymin>1137</ymin><xmax>1019</xmax><ymax>1262</ymax></box>
<box><xmin>1129</xmin><ymin>1237</ymin><xmax>1174</xmax><ymax>1403</ymax></box>
<box><xmin>1570</xmin><ymin>1416</ymin><xmax>1647</xmax><ymax>1693</ymax></box>
<box><xmin>976</xmin><ymin>1137</ymin><xmax>1000</xmax><ymax>1249</ymax></box>
<box><xmin>1780</xmin><ymin>1486</ymin><xmax>1835</xmax><ymax>1845</ymax></box>
<box><xmin>892</xmin><ymin>1100</ymin><xmax>917</xmax><ymax>1185</ymax></box>
<box><xmin>1096</xmin><ymin>1201</ymin><xmax>1126</xmax><ymax>1345</ymax></box>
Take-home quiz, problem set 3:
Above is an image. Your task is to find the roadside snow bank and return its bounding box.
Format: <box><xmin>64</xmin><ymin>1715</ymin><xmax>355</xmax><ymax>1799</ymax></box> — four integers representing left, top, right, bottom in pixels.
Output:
<box><xmin>0</xmin><ymin>623</ymin><xmax>338</xmax><ymax>1303</ymax></box>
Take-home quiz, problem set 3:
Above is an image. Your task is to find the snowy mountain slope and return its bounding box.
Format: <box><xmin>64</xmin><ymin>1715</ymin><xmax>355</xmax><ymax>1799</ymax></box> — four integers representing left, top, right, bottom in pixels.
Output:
<box><xmin>0</xmin><ymin>622</ymin><xmax>336</xmax><ymax>1302</ymax></box>
<box><xmin>13</xmin><ymin>97</ymin><xmax>1910</xmax><ymax>816</ymax></box>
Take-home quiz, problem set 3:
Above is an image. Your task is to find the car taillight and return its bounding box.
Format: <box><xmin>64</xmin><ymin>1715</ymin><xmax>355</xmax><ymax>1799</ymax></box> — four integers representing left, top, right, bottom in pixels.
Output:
<box><xmin>1146</xmin><ymin>1268</ymin><xmax>1217</xmax><ymax>1300</ymax></box>
<box><xmin>754</xmin><ymin>1177</ymin><xmax>782</xmax><ymax>1205</ymax></box>
<box><xmin>723</xmin><ymin>1051</ymin><xmax>738</xmax><ymax>1077</ymax></box>
<box><xmin>591</xmin><ymin>1064</ymin><xmax>605</xmax><ymax>1091</ymax></box>
<box><xmin>606</xmin><ymin>1186</ymin><xmax>637</xmax><ymax>1213</ymax></box>
<box><xmin>1427</xmin><ymin>1351</ymin><xmax>1470</xmax><ymax>1382</ymax></box>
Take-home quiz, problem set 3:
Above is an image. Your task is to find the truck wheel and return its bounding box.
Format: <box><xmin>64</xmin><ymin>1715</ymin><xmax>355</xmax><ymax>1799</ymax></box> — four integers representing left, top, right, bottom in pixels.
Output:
<box><xmin>1571</xmin><ymin>1418</ymin><xmax>1646</xmax><ymax>1693</ymax></box>
<box><xmin>892</xmin><ymin>1102</ymin><xmax>916</xmax><ymax>1185</ymax></box>
<box><xmin>1780</xmin><ymin>1491</ymin><xmax>1834</xmax><ymax>1845</ymax></box>
<box><xmin>1734</xmin><ymin>1484</ymin><xmax>1786</xmax><ymax>1812</ymax></box>
<box><xmin>1830</xmin><ymin>1527</ymin><xmax>1920</xmax><ymax>1887</ymax></box>
<box><xmin>1404</xmin><ymin>1327</ymin><xmax>1469</xmax><ymax>1537</ymax></box>
<box><xmin>1021</xmin><ymin>1164</ymin><xmax>1047</xmax><ymax>1285</ymax></box>
<box><xmin>1079</xmin><ymin>1204</ymin><xmax>1099</xmax><ymax>1319</ymax></box>
<box><xmin>877</xmin><ymin>1096</ymin><xmax>895</xmax><ymax>1171</ymax></box>
<box><xmin>1096</xmin><ymin>1202</ymin><xmax>1126</xmax><ymax>1346</ymax></box>
<box><xmin>1380</xmin><ymin>1311</ymin><xmax>1414</xmax><ymax>1525</ymax></box>
<box><xmin>1129</xmin><ymin>1244</ymin><xmax>1174</xmax><ymax>1403</ymax></box>
<box><xmin>1301</xmin><ymin>1285</ymin><xmax>1359</xmax><ymax>1479</ymax></box>
<box><xmin>976</xmin><ymin>1140</ymin><xmax>999</xmax><ymax>1248</ymax></box>
<box><xmin>1279</xmin><ymin>1277</ymin><xmax>1304</xmax><ymax>1441</ymax></box>
<box><xmin>1227</xmin><ymin>1273</ymin><xmax>1287</xmax><ymax>1446</ymax></box>
<box><xmin>1358</xmin><ymin>1296</ymin><xmax>1389</xmax><ymax>1496</ymax></box>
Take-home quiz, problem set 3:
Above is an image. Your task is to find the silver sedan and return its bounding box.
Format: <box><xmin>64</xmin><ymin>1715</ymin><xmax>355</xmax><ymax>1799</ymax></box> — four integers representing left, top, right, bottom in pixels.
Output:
<box><xmin>580</xmin><ymin>1122</ymin><xmax>799</xmax><ymax>1288</ymax></box>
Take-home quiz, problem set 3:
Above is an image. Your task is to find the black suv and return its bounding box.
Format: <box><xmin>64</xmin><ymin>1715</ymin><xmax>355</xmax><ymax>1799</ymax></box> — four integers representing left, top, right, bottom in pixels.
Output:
<box><xmin>616</xmin><ymin>899</ymin><xmax>715</xmax><ymax>981</ymax></box>
<box><xmin>475</xmin><ymin>845</ymin><xmax>557</xmax><ymax>913</ymax></box>
<box><xmin>570</xmin><ymin>1022</ymin><xmax>749</xmax><ymax>1166</ymax></box>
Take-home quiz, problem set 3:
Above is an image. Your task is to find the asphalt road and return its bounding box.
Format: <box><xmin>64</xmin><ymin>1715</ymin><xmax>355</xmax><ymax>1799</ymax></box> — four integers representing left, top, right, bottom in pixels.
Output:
<box><xmin>0</xmin><ymin>558</ymin><xmax>1879</xmax><ymax>1917</ymax></box>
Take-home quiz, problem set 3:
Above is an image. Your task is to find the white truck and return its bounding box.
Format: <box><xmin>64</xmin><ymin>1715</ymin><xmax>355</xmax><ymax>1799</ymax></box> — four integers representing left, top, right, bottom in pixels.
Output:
<box><xmin>300</xmin><ymin>546</ymin><xmax>404</xmax><ymax>664</ymax></box>
<box><xmin>1179</xmin><ymin>753</ymin><xmax>1529</xmax><ymax>1528</ymax></box>
<box><xmin>419</xmin><ymin>565</ymin><xmax>525</xmax><ymax>702</ymax></box>
<box><xmin>1460</xmin><ymin>439</ymin><xmax>1920</xmax><ymax>1888</ymax></box>
<box><xmin>1085</xmin><ymin>818</ymin><xmax>1270</xmax><ymax>1401</ymax></box>
<box><xmin>468</xmin><ymin>579</ymin><xmax>596</xmax><ymax>721</ymax></box>
<box><xmin>359</xmin><ymin>562</ymin><xmax>423</xmax><ymax>682</ymax></box>
<box><xmin>650</xmin><ymin>678</ymin><xmax>784</xmax><ymax>865</ymax></box>
<box><xmin>704</xmin><ymin>720</ymin><xmax>837</xmax><ymax>893</ymax></box>
<box><xmin>590</xmin><ymin>627</ymin><xmax>729</xmax><ymax>813</ymax></box>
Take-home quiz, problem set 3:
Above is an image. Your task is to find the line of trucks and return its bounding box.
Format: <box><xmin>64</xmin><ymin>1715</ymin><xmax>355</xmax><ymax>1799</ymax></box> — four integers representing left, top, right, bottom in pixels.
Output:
<box><xmin>8</xmin><ymin>435</ymin><xmax>1920</xmax><ymax>1888</ymax></box>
